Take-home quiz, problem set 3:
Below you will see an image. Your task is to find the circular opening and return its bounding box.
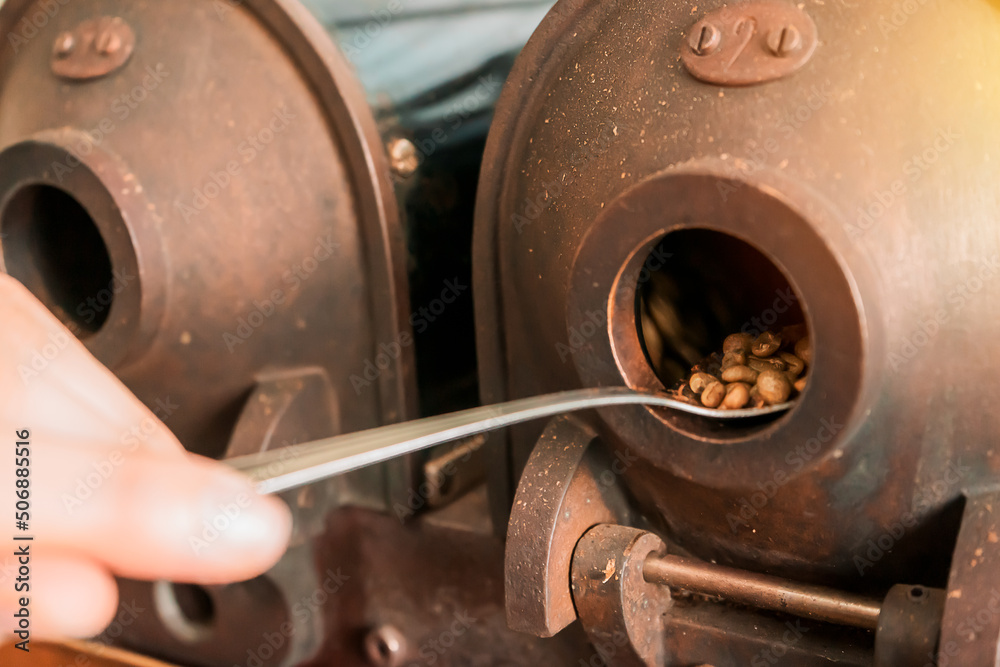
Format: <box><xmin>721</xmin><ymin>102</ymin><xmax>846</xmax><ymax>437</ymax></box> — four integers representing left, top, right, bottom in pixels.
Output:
<box><xmin>0</xmin><ymin>184</ymin><xmax>114</xmax><ymax>336</ymax></box>
<box><xmin>634</xmin><ymin>229</ymin><xmax>809</xmax><ymax>435</ymax></box>
<box><xmin>908</xmin><ymin>586</ymin><xmax>926</xmax><ymax>602</ymax></box>
<box><xmin>154</xmin><ymin>582</ymin><xmax>216</xmax><ymax>643</ymax></box>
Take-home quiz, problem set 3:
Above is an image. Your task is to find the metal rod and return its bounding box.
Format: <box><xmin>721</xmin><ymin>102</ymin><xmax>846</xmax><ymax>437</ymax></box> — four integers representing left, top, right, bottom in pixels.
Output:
<box><xmin>643</xmin><ymin>555</ymin><xmax>883</xmax><ymax>630</ymax></box>
<box><xmin>226</xmin><ymin>387</ymin><xmax>793</xmax><ymax>495</ymax></box>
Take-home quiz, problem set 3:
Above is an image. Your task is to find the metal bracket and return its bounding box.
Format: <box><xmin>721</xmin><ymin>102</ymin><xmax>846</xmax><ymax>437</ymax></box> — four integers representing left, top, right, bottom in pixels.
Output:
<box><xmin>571</xmin><ymin>525</ymin><xmax>671</xmax><ymax>667</ymax></box>
<box><xmin>504</xmin><ymin>415</ymin><xmax>630</xmax><ymax>637</ymax></box>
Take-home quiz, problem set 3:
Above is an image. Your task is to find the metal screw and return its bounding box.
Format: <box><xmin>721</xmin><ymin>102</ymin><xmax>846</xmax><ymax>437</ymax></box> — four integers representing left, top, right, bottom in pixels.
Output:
<box><xmin>95</xmin><ymin>28</ymin><xmax>123</xmax><ymax>56</ymax></box>
<box><xmin>363</xmin><ymin>625</ymin><xmax>406</xmax><ymax>667</ymax></box>
<box><xmin>767</xmin><ymin>25</ymin><xmax>802</xmax><ymax>57</ymax></box>
<box><xmin>54</xmin><ymin>32</ymin><xmax>76</xmax><ymax>59</ymax></box>
<box><xmin>387</xmin><ymin>138</ymin><xmax>419</xmax><ymax>178</ymax></box>
<box><xmin>688</xmin><ymin>23</ymin><xmax>721</xmax><ymax>56</ymax></box>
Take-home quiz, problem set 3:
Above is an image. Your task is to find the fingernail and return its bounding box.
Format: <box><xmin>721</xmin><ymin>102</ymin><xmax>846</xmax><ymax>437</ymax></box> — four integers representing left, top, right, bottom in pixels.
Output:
<box><xmin>195</xmin><ymin>475</ymin><xmax>291</xmax><ymax>551</ymax></box>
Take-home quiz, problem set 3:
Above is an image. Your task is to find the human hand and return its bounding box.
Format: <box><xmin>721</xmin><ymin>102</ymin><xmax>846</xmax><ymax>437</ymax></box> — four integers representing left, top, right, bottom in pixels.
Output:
<box><xmin>0</xmin><ymin>273</ymin><xmax>292</xmax><ymax>640</ymax></box>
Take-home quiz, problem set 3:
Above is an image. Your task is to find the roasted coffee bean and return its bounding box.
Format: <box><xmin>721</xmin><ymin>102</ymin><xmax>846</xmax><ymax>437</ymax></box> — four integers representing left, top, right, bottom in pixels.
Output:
<box><xmin>689</xmin><ymin>372</ymin><xmax>717</xmax><ymax>395</ymax></box>
<box><xmin>779</xmin><ymin>352</ymin><xmax>805</xmax><ymax>378</ymax></box>
<box><xmin>752</xmin><ymin>331</ymin><xmax>782</xmax><ymax>358</ymax></box>
<box><xmin>723</xmin><ymin>333</ymin><xmax>754</xmax><ymax>356</ymax></box>
<box><xmin>670</xmin><ymin>324</ymin><xmax>808</xmax><ymax>411</ymax></box>
<box><xmin>701</xmin><ymin>381</ymin><xmax>725</xmax><ymax>408</ymax></box>
<box><xmin>721</xmin><ymin>365</ymin><xmax>758</xmax><ymax>384</ymax></box>
<box><xmin>748</xmin><ymin>356</ymin><xmax>787</xmax><ymax>373</ymax></box>
<box><xmin>721</xmin><ymin>351</ymin><xmax>747</xmax><ymax>369</ymax></box>
<box><xmin>722</xmin><ymin>382</ymin><xmax>751</xmax><ymax>410</ymax></box>
<box><xmin>795</xmin><ymin>337</ymin><xmax>813</xmax><ymax>366</ymax></box>
<box><xmin>757</xmin><ymin>370</ymin><xmax>792</xmax><ymax>405</ymax></box>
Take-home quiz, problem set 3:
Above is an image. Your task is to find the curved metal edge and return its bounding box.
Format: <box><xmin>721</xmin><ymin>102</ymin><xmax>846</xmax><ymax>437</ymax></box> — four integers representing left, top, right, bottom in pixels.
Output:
<box><xmin>0</xmin><ymin>0</ymin><xmax>418</xmax><ymax>427</ymax></box>
<box><xmin>471</xmin><ymin>0</ymin><xmax>607</xmax><ymax>532</ymax></box>
<box><xmin>243</xmin><ymin>0</ymin><xmax>418</xmax><ymax>428</ymax></box>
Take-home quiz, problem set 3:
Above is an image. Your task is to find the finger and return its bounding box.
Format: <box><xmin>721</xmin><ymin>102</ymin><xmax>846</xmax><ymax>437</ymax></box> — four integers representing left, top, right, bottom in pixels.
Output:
<box><xmin>0</xmin><ymin>274</ymin><xmax>184</xmax><ymax>457</ymax></box>
<box><xmin>0</xmin><ymin>550</ymin><xmax>118</xmax><ymax>640</ymax></box>
<box><xmin>32</xmin><ymin>443</ymin><xmax>292</xmax><ymax>584</ymax></box>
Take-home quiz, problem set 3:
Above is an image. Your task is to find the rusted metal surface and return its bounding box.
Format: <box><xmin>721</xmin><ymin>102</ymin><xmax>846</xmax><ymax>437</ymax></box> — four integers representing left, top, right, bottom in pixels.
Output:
<box><xmin>505</xmin><ymin>415</ymin><xmax>630</xmax><ymax>637</ymax></box>
<box><xmin>874</xmin><ymin>584</ymin><xmax>945</xmax><ymax>666</ymax></box>
<box><xmin>938</xmin><ymin>489</ymin><xmax>1000</xmax><ymax>665</ymax></box>
<box><xmin>681</xmin><ymin>2</ymin><xmax>818</xmax><ymax>86</ymax></box>
<box><xmin>0</xmin><ymin>0</ymin><xmax>418</xmax><ymax>664</ymax></box>
<box><xmin>50</xmin><ymin>16</ymin><xmax>135</xmax><ymax>80</ymax></box>
<box><xmin>0</xmin><ymin>0</ymin><xmax>417</xmax><ymax>458</ymax></box>
<box><xmin>225</xmin><ymin>368</ymin><xmax>340</xmax><ymax>460</ymax></box>
<box><xmin>474</xmin><ymin>0</ymin><xmax>999</xmax><ymax>596</ymax></box>
<box><xmin>571</xmin><ymin>525</ymin><xmax>671</xmax><ymax>667</ymax></box>
<box><xmin>302</xmin><ymin>504</ymin><xmax>598</xmax><ymax>666</ymax></box>
<box><xmin>643</xmin><ymin>554</ymin><xmax>883</xmax><ymax>630</ymax></box>
<box><xmin>662</xmin><ymin>602</ymin><xmax>874</xmax><ymax>666</ymax></box>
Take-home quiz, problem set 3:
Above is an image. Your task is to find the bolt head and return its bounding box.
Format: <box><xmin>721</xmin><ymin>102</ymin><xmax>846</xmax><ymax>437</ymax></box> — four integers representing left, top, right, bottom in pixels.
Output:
<box><xmin>95</xmin><ymin>29</ymin><xmax>123</xmax><ymax>56</ymax></box>
<box><xmin>767</xmin><ymin>25</ymin><xmax>802</xmax><ymax>57</ymax></box>
<box><xmin>387</xmin><ymin>138</ymin><xmax>419</xmax><ymax>178</ymax></box>
<box><xmin>364</xmin><ymin>625</ymin><xmax>406</xmax><ymax>666</ymax></box>
<box><xmin>53</xmin><ymin>32</ymin><xmax>75</xmax><ymax>58</ymax></box>
<box><xmin>689</xmin><ymin>23</ymin><xmax>721</xmax><ymax>56</ymax></box>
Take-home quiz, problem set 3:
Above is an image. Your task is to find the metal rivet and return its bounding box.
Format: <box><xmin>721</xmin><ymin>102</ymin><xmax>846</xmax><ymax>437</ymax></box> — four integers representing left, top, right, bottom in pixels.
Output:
<box><xmin>364</xmin><ymin>625</ymin><xmax>406</xmax><ymax>667</ymax></box>
<box><xmin>54</xmin><ymin>32</ymin><xmax>75</xmax><ymax>58</ymax></box>
<box><xmin>387</xmin><ymin>138</ymin><xmax>419</xmax><ymax>178</ymax></box>
<box><xmin>689</xmin><ymin>23</ymin><xmax>721</xmax><ymax>56</ymax></box>
<box><xmin>95</xmin><ymin>29</ymin><xmax>123</xmax><ymax>56</ymax></box>
<box><xmin>767</xmin><ymin>25</ymin><xmax>802</xmax><ymax>57</ymax></box>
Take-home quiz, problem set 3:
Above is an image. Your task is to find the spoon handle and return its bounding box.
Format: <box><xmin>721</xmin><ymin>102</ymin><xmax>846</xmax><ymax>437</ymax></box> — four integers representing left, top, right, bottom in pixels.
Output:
<box><xmin>226</xmin><ymin>387</ymin><xmax>791</xmax><ymax>495</ymax></box>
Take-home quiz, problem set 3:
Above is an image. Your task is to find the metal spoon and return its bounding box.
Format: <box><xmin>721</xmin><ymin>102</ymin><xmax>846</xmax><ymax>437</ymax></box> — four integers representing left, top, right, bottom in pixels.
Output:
<box><xmin>227</xmin><ymin>387</ymin><xmax>793</xmax><ymax>495</ymax></box>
